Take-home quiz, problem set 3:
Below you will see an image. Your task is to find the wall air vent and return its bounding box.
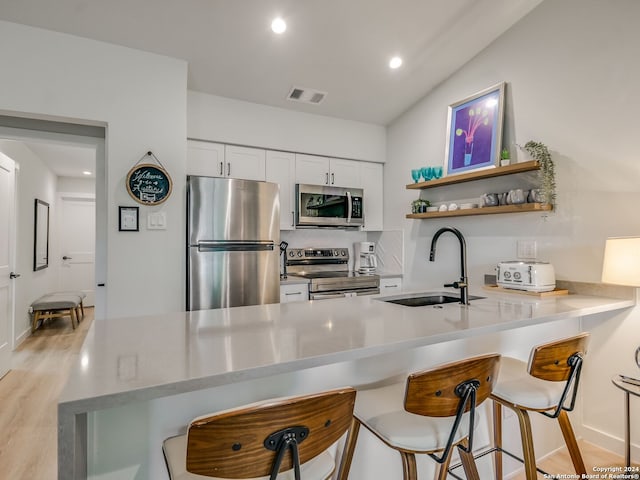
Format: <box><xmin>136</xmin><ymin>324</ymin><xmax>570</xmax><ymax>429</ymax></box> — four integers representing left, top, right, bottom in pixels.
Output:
<box><xmin>287</xmin><ymin>86</ymin><xmax>327</xmax><ymax>105</ymax></box>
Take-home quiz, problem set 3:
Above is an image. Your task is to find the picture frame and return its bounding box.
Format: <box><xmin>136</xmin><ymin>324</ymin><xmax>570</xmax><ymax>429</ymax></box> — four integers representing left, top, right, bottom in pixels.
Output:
<box><xmin>33</xmin><ymin>199</ymin><xmax>49</xmax><ymax>271</ymax></box>
<box><xmin>119</xmin><ymin>206</ymin><xmax>139</xmax><ymax>232</ymax></box>
<box><xmin>444</xmin><ymin>82</ymin><xmax>506</xmax><ymax>176</ymax></box>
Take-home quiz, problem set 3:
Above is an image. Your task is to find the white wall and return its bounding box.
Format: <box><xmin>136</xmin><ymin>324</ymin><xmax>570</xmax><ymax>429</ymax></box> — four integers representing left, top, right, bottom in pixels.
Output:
<box><xmin>58</xmin><ymin>176</ymin><xmax>95</xmax><ymax>195</ymax></box>
<box><xmin>0</xmin><ymin>140</ymin><xmax>58</xmax><ymax>343</ymax></box>
<box><xmin>386</xmin><ymin>0</ymin><xmax>640</xmax><ymax>460</ymax></box>
<box><xmin>0</xmin><ymin>21</ymin><xmax>187</xmax><ymax>318</ymax></box>
<box><xmin>188</xmin><ymin>91</ymin><xmax>386</xmax><ymax>163</ymax></box>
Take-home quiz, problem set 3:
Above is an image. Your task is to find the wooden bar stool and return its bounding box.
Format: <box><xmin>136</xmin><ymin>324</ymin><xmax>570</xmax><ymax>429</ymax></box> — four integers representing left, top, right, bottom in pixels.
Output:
<box><xmin>163</xmin><ymin>387</ymin><xmax>356</xmax><ymax>480</ymax></box>
<box><xmin>490</xmin><ymin>333</ymin><xmax>589</xmax><ymax>479</ymax></box>
<box><xmin>337</xmin><ymin>354</ymin><xmax>501</xmax><ymax>480</ymax></box>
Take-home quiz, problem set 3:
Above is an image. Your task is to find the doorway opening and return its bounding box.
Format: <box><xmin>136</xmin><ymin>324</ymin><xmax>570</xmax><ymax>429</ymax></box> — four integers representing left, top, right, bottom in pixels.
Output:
<box><xmin>0</xmin><ymin>115</ymin><xmax>106</xmax><ymax>353</ymax></box>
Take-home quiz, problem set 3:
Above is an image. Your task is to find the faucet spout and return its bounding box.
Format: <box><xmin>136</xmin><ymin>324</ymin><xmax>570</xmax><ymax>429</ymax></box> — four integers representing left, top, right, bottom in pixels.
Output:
<box><xmin>429</xmin><ymin>227</ymin><xmax>469</xmax><ymax>305</ymax></box>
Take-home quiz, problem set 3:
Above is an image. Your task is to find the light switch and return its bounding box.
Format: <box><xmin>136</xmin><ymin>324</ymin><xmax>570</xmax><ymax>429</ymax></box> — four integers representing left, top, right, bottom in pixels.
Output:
<box><xmin>147</xmin><ymin>212</ymin><xmax>167</xmax><ymax>230</ymax></box>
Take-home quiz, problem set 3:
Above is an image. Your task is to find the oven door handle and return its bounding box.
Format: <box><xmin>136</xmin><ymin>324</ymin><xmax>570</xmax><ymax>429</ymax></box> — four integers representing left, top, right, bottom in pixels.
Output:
<box><xmin>310</xmin><ymin>292</ymin><xmax>347</xmax><ymax>300</ymax></box>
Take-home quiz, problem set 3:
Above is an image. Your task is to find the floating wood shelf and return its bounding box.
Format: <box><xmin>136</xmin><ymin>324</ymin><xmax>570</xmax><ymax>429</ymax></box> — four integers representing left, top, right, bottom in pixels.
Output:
<box><xmin>406</xmin><ymin>203</ymin><xmax>552</xmax><ymax>220</ymax></box>
<box><xmin>406</xmin><ymin>160</ymin><xmax>540</xmax><ymax>190</ymax></box>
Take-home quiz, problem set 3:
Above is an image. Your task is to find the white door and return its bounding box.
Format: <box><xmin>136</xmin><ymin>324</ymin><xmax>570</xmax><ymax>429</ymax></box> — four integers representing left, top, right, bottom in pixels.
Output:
<box><xmin>59</xmin><ymin>195</ymin><xmax>95</xmax><ymax>306</ymax></box>
<box><xmin>0</xmin><ymin>153</ymin><xmax>16</xmax><ymax>379</ymax></box>
<box><xmin>266</xmin><ymin>150</ymin><xmax>296</xmax><ymax>230</ymax></box>
<box><xmin>295</xmin><ymin>153</ymin><xmax>330</xmax><ymax>185</ymax></box>
<box><xmin>329</xmin><ymin>158</ymin><xmax>361</xmax><ymax>187</ymax></box>
<box><xmin>187</xmin><ymin>140</ymin><xmax>225</xmax><ymax>177</ymax></box>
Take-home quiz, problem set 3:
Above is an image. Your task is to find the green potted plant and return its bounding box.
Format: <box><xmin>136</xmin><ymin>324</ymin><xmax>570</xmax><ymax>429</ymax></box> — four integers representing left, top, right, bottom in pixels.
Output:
<box><xmin>500</xmin><ymin>148</ymin><xmax>510</xmax><ymax>167</ymax></box>
<box><xmin>522</xmin><ymin>141</ymin><xmax>555</xmax><ymax>206</ymax></box>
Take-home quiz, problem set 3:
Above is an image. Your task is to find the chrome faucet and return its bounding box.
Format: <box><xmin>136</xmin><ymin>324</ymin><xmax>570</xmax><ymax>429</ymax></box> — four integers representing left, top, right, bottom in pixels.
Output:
<box><xmin>429</xmin><ymin>227</ymin><xmax>469</xmax><ymax>305</ymax></box>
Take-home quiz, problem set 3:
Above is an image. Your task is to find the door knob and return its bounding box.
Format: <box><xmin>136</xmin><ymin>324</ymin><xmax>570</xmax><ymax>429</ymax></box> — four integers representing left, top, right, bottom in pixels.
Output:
<box><xmin>9</xmin><ymin>272</ymin><xmax>20</xmax><ymax>279</ymax></box>
<box><xmin>63</xmin><ymin>256</ymin><xmax>73</xmax><ymax>260</ymax></box>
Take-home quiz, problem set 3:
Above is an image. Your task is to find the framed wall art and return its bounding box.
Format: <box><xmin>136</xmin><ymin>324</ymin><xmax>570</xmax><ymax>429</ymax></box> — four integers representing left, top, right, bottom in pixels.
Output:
<box><xmin>119</xmin><ymin>206</ymin><xmax>139</xmax><ymax>232</ymax></box>
<box><xmin>444</xmin><ymin>82</ymin><xmax>506</xmax><ymax>176</ymax></box>
<box><xmin>126</xmin><ymin>151</ymin><xmax>173</xmax><ymax>205</ymax></box>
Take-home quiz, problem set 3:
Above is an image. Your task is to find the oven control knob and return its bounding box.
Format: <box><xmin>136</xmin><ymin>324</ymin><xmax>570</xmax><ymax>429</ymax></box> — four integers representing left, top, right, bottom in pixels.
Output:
<box><xmin>289</xmin><ymin>251</ymin><xmax>295</xmax><ymax>257</ymax></box>
<box><xmin>341</xmin><ymin>250</ymin><xmax>347</xmax><ymax>256</ymax></box>
<box><xmin>333</xmin><ymin>250</ymin><xmax>339</xmax><ymax>256</ymax></box>
<box><xmin>297</xmin><ymin>251</ymin><xmax>303</xmax><ymax>257</ymax></box>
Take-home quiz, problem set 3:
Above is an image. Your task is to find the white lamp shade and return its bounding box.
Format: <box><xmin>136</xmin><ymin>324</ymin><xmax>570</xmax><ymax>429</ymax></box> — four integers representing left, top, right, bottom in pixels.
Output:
<box><xmin>601</xmin><ymin>237</ymin><xmax>640</xmax><ymax>286</ymax></box>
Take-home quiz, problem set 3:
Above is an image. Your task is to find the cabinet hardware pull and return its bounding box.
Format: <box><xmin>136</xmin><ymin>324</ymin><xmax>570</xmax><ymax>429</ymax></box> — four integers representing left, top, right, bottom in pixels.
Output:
<box><xmin>384</xmin><ymin>284</ymin><xmax>398</xmax><ymax>288</ymax></box>
<box><xmin>285</xmin><ymin>292</ymin><xmax>302</xmax><ymax>296</ymax></box>
<box><xmin>331</xmin><ymin>173</ymin><xmax>335</xmax><ymax>185</ymax></box>
<box><xmin>227</xmin><ymin>162</ymin><xmax>230</xmax><ymax>176</ymax></box>
<box><xmin>219</xmin><ymin>161</ymin><xmax>223</xmax><ymax>176</ymax></box>
<box><xmin>291</xmin><ymin>211</ymin><xmax>294</xmax><ymax>227</ymax></box>
<box><xmin>325</xmin><ymin>172</ymin><xmax>329</xmax><ymax>185</ymax></box>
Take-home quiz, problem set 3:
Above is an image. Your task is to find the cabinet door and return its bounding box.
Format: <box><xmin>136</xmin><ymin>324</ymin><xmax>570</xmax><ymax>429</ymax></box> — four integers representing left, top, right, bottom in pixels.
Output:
<box><xmin>266</xmin><ymin>150</ymin><xmax>296</xmax><ymax>230</ymax></box>
<box><xmin>329</xmin><ymin>158</ymin><xmax>361</xmax><ymax>187</ymax></box>
<box><xmin>295</xmin><ymin>153</ymin><xmax>330</xmax><ymax>185</ymax></box>
<box><xmin>379</xmin><ymin>277</ymin><xmax>402</xmax><ymax>294</ymax></box>
<box><xmin>360</xmin><ymin>162</ymin><xmax>383</xmax><ymax>231</ymax></box>
<box><xmin>187</xmin><ymin>140</ymin><xmax>225</xmax><ymax>177</ymax></box>
<box><xmin>280</xmin><ymin>283</ymin><xmax>309</xmax><ymax>303</ymax></box>
<box><xmin>225</xmin><ymin>145</ymin><xmax>266</xmax><ymax>181</ymax></box>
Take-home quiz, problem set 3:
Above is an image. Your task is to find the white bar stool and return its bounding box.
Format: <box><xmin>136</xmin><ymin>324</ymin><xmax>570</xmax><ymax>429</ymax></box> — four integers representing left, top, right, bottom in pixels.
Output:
<box><xmin>163</xmin><ymin>387</ymin><xmax>356</xmax><ymax>480</ymax></box>
<box><xmin>337</xmin><ymin>354</ymin><xmax>501</xmax><ymax>480</ymax></box>
<box><xmin>489</xmin><ymin>333</ymin><xmax>589</xmax><ymax>479</ymax></box>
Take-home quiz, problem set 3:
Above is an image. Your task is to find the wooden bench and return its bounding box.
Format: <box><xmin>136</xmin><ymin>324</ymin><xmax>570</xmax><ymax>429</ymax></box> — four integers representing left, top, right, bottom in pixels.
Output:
<box><xmin>31</xmin><ymin>292</ymin><xmax>86</xmax><ymax>333</ymax></box>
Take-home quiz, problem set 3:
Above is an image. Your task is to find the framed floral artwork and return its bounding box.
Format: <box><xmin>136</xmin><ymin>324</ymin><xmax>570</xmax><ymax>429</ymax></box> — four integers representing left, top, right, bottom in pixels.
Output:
<box><xmin>444</xmin><ymin>82</ymin><xmax>506</xmax><ymax>176</ymax></box>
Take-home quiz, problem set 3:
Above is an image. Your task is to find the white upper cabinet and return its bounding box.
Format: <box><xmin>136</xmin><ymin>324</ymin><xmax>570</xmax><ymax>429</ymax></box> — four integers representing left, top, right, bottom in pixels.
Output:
<box><xmin>295</xmin><ymin>154</ymin><xmax>330</xmax><ymax>185</ymax></box>
<box><xmin>224</xmin><ymin>145</ymin><xmax>266</xmax><ymax>181</ymax></box>
<box><xmin>186</xmin><ymin>141</ymin><xmax>265</xmax><ymax>180</ymax></box>
<box><xmin>295</xmin><ymin>154</ymin><xmax>361</xmax><ymax>187</ymax></box>
<box><xmin>360</xmin><ymin>161</ymin><xmax>383</xmax><ymax>231</ymax></box>
<box><xmin>266</xmin><ymin>150</ymin><xmax>296</xmax><ymax>230</ymax></box>
<box><xmin>187</xmin><ymin>140</ymin><xmax>225</xmax><ymax>177</ymax></box>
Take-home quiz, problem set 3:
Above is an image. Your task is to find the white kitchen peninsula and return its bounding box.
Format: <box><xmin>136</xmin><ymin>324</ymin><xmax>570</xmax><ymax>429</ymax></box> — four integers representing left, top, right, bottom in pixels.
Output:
<box><xmin>58</xmin><ymin>290</ymin><xmax>635</xmax><ymax>479</ymax></box>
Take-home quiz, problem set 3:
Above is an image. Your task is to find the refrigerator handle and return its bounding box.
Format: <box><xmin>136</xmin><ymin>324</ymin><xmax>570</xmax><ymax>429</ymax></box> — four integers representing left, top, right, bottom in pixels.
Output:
<box><xmin>197</xmin><ymin>240</ymin><xmax>275</xmax><ymax>252</ymax></box>
<box><xmin>347</xmin><ymin>191</ymin><xmax>352</xmax><ymax>223</ymax></box>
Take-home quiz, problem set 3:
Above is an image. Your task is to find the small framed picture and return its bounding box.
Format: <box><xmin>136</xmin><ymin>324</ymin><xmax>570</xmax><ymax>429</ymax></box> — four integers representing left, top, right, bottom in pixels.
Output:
<box><xmin>119</xmin><ymin>206</ymin><xmax>139</xmax><ymax>232</ymax></box>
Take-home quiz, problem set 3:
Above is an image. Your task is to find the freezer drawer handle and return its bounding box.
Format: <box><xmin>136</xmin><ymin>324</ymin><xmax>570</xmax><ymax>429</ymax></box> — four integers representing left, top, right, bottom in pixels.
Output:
<box><xmin>198</xmin><ymin>241</ymin><xmax>275</xmax><ymax>252</ymax></box>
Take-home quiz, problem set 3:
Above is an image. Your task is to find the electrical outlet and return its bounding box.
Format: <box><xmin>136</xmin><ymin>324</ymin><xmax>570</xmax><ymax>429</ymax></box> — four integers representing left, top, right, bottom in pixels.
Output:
<box><xmin>517</xmin><ymin>240</ymin><xmax>537</xmax><ymax>259</ymax></box>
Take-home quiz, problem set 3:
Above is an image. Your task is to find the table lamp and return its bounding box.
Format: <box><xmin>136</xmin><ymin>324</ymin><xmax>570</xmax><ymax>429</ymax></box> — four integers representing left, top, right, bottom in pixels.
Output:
<box><xmin>601</xmin><ymin>237</ymin><xmax>640</xmax><ymax>368</ymax></box>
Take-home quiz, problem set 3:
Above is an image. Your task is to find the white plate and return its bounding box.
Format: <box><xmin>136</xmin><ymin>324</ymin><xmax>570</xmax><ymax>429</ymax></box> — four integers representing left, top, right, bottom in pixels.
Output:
<box><xmin>460</xmin><ymin>203</ymin><xmax>478</xmax><ymax>209</ymax></box>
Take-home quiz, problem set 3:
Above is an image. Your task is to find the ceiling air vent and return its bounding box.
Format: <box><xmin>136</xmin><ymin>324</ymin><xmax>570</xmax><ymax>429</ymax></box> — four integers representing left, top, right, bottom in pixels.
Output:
<box><xmin>287</xmin><ymin>86</ymin><xmax>327</xmax><ymax>105</ymax></box>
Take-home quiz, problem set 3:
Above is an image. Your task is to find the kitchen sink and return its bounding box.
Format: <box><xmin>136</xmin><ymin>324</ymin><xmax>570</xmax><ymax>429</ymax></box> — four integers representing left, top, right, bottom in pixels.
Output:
<box><xmin>380</xmin><ymin>293</ymin><xmax>485</xmax><ymax>307</ymax></box>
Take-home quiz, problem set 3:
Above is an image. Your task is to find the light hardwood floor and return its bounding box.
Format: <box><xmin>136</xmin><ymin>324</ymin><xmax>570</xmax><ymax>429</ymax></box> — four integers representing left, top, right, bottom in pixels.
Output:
<box><xmin>0</xmin><ymin>309</ymin><xmax>636</xmax><ymax>479</ymax></box>
<box><xmin>0</xmin><ymin>308</ymin><xmax>92</xmax><ymax>479</ymax></box>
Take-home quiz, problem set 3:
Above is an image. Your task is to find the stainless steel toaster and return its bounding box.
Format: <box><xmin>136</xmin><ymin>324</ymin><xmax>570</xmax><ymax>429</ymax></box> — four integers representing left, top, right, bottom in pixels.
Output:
<box><xmin>496</xmin><ymin>261</ymin><xmax>556</xmax><ymax>292</ymax></box>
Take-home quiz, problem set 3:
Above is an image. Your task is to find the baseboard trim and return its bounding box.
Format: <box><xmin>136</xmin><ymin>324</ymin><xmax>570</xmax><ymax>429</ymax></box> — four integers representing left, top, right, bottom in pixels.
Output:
<box><xmin>582</xmin><ymin>424</ymin><xmax>639</xmax><ymax>461</ymax></box>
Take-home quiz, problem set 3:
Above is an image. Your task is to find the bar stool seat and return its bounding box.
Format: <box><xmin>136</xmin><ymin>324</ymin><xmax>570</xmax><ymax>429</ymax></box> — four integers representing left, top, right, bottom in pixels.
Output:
<box><xmin>490</xmin><ymin>333</ymin><xmax>590</xmax><ymax>480</ymax></box>
<box><xmin>491</xmin><ymin>357</ymin><xmax>566</xmax><ymax>410</ymax></box>
<box><xmin>163</xmin><ymin>387</ymin><xmax>356</xmax><ymax>480</ymax></box>
<box><xmin>338</xmin><ymin>354</ymin><xmax>501</xmax><ymax>480</ymax></box>
<box><xmin>354</xmin><ymin>382</ymin><xmax>473</xmax><ymax>452</ymax></box>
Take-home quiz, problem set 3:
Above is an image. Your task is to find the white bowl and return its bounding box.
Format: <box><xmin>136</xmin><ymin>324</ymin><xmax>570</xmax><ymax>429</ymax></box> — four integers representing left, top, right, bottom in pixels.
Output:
<box><xmin>426</xmin><ymin>206</ymin><xmax>438</xmax><ymax>212</ymax></box>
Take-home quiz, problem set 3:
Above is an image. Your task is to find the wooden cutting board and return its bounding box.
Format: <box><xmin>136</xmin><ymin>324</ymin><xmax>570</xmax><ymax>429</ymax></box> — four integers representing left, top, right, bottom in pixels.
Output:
<box><xmin>483</xmin><ymin>285</ymin><xmax>569</xmax><ymax>297</ymax></box>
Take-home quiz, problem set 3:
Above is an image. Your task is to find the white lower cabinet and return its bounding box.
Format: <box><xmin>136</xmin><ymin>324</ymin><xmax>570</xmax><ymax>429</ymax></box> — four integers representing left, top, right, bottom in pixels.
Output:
<box><xmin>280</xmin><ymin>283</ymin><xmax>309</xmax><ymax>303</ymax></box>
<box><xmin>379</xmin><ymin>277</ymin><xmax>402</xmax><ymax>295</ymax></box>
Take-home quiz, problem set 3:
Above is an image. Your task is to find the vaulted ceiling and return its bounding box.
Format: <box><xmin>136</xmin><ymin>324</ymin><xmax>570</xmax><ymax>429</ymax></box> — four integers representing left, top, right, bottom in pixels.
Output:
<box><xmin>0</xmin><ymin>0</ymin><xmax>542</xmax><ymax>126</ymax></box>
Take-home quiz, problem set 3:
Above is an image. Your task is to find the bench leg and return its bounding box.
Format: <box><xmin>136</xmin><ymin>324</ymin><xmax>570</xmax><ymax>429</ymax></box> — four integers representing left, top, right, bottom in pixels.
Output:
<box><xmin>80</xmin><ymin>301</ymin><xmax>85</xmax><ymax>318</ymax></box>
<box><xmin>32</xmin><ymin>311</ymin><xmax>41</xmax><ymax>333</ymax></box>
<box><xmin>70</xmin><ymin>308</ymin><xmax>76</xmax><ymax>330</ymax></box>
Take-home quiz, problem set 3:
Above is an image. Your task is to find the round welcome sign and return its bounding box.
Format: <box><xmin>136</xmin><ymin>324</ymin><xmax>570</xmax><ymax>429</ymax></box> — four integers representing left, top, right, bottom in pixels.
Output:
<box><xmin>126</xmin><ymin>163</ymin><xmax>172</xmax><ymax>205</ymax></box>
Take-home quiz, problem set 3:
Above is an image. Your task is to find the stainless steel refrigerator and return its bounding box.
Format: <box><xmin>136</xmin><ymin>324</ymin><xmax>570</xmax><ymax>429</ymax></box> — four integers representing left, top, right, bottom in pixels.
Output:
<box><xmin>187</xmin><ymin>176</ymin><xmax>280</xmax><ymax>311</ymax></box>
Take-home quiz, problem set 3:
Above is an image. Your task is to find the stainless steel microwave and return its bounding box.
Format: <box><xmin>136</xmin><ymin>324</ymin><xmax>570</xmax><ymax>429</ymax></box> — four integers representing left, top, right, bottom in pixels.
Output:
<box><xmin>295</xmin><ymin>184</ymin><xmax>364</xmax><ymax>228</ymax></box>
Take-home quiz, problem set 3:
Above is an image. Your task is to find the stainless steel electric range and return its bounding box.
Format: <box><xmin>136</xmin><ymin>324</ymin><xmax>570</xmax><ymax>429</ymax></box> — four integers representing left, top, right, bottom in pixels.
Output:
<box><xmin>286</xmin><ymin>247</ymin><xmax>380</xmax><ymax>300</ymax></box>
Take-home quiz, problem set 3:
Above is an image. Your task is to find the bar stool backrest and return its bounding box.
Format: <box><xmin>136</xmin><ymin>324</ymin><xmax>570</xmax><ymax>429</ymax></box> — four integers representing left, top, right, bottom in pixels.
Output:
<box><xmin>527</xmin><ymin>333</ymin><xmax>590</xmax><ymax>382</ymax></box>
<box><xmin>185</xmin><ymin>387</ymin><xmax>356</xmax><ymax>478</ymax></box>
<box><xmin>404</xmin><ymin>353</ymin><xmax>501</xmax><ymax>417</ymax></box>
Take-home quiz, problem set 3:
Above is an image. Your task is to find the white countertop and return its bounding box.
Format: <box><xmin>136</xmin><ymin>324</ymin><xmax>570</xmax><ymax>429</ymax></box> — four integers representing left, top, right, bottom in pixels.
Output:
<box><xmin>59</xmin><ymin>290</ymin><xmax>633</xmax><ymax>412</ymax></box>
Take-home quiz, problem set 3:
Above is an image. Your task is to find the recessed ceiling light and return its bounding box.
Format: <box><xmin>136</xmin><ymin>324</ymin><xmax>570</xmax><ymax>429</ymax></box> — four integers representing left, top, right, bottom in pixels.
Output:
<box><xmin>82</xmin><ymin>171</ymin><xmax>92</xmax><ymax>176</ymax></box>
<box><xmin>389</xmin><ymin>56</ymin><xmax>403</xmax><ymax>69</ymax></box>
<box><xmin>271</xmin><ymin>17</ymin><xmax>286</xmax><ymax>34</ymax></box>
